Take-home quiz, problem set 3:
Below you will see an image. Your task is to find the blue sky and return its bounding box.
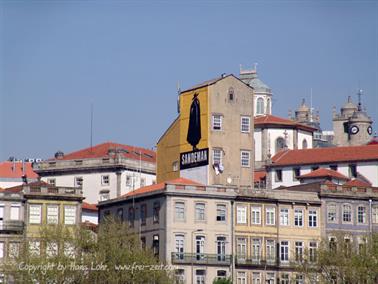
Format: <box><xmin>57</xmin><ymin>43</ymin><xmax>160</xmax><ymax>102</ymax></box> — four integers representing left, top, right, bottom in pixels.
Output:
<box><xmin>1</xmin><ymin>0</ymin><xmax>377</xmax><ymax>161</ymax></box>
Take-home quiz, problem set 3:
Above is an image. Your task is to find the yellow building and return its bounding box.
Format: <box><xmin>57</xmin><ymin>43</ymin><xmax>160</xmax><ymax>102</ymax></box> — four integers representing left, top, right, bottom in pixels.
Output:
<box><xmin>157</xmin><ymin>74</ymin><xmax>255</xmax><ymax>187</ymax></box>
<box><xmin>234</xmin><ymin>189</ymin><xmax>321</xmax><ymax>283</ymax></box>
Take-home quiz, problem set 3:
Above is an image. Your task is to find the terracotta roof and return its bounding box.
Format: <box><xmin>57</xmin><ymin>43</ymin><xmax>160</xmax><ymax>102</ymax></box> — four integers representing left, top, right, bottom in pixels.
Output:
<box><xmin>52</xmin><ymin>142</ymin><xmax>156</xmax><ymax>163</ymax></box>
<box><xmin>344</xmin><ymin>179</ymin><xmax>372</xmax><ymax>187</ymax></box>
<box><xmin>298</xmin><ymin>168</ymin><xmax>349</xmax><ymax>180</ymax></box>
<box><xmin>254</xmin><ymin>115</ymin><xmax>316</xmax><ymax>132</ymax></box>
<box><xmin>82</xmin><ymin>202</ymin><xmax>98</xmax><ymax>211</ymax></box>
<box><xmin>254</xmin><ymin>170</ymin><xmax>266</xmax><ymax>182</ymax></box>
<box><xmin>271</xmin><ymin>144</ymin><xmax>378</xmax><ymax>167</ymax></box>
<box><xmin>0</xmin><ymin>162</ymin><xmax>38</xmax><ymax>179</ymax></box>
<box><xmin>110</xmin><ymin>178</ymin><xmax>203</xmax><ymax>201</ymax></box>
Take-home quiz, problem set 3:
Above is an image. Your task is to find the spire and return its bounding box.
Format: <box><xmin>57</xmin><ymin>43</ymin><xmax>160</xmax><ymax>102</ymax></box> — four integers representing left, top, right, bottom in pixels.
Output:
<box><xmin>357</xmin><ymin>89</ymin><xmax>363</xmax><ymax>111</ymax></box>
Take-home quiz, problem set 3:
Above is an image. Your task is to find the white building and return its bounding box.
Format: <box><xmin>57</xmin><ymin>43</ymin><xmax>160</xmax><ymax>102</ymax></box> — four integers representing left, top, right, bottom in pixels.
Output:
<box><xmin>0</xmin><ymin>161</ymin><xmax>38</xmax><ymax>189</ymax></box>
<box><xmin>254</xmin><ymin>115</ymin><xmax>315</xmax><ymax>169</ymax></box>
<box><xmin>266</xmin><ymin>144</ymin><xmax>378</xmax><ymax>189</ymax></box>
<box><xmin>34</xmin><ymin>142</ymin><xmax>156</xmax><ymax>204</ymax></box>
<box><xmin>82</xmin><ymin>202</ymin><xmax>98</xmax><ymax>225</ymax></box>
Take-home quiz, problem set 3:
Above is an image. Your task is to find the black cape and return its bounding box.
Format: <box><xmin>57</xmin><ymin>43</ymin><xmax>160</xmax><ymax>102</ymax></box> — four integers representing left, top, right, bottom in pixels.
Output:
<box><xmin>187</xmin><ymin>95</ymin><xmax>201</xmax><ymax>150</ymax></box>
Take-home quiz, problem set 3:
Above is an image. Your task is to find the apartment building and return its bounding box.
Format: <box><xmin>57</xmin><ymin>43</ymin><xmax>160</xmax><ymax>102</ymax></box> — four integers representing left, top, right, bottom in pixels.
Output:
<box><xmin>157</xmin><ymin>74</ymin><xmax>254</xmax><ymax>187</ymax></box>
<box><xmin>98</xmin><ymin>178</ymin><xmax>236</xmax><ymax>283</ymax></box>
<box><xmin>234</xmin><ymin>189</ymin><xmax>321</xmax><ymax>283</ymax></box>
<box><xmin>266</xmin><ymin>144</ymin><xmax>378</xmax><ymax>189</ymax></box>
<box><xmin>34</xmin><ymin>142</ymin><xmax>156</xmax><ymax>204</ymax></box>
<box><xmin>0</xmin><ymin>161</ymin><xmax>38</xmax><ymax>189</ymax></box>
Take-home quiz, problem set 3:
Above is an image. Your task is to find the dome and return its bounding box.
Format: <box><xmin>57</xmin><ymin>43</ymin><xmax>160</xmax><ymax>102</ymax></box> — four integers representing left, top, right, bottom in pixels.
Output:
<box><xmin>297</xmin><ymin>99</ymin><xmax>309</xmax><ymax>112</ymax></box>
<box><xmin>342</xmin><ymin>96</ymin><xmax>358</xmax><ymax>111</ymax></box>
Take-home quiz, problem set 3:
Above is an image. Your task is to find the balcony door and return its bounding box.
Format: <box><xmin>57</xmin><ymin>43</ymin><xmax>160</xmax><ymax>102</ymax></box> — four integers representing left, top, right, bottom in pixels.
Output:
<box><xmin>196</xmin><ymin>236</ymin><xmax>205</xmax><ymax>260</ymax></box>
<box><xmin>175</xmin><ymin>235</ymin><xmax>184</xmax><ymax>260</ymax></box>
<box><xmin>217</xmin><ymin>236</ymin><xmax>226</xmax><ymax>261</ymax></box>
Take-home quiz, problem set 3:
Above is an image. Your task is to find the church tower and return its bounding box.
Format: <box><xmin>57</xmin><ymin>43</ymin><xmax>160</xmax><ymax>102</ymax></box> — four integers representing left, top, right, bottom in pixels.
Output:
<box><xmin>332</xmin><ymin>92</ymin><xmax>373</xmax><ymax>146</ymax></box>
<box><xmin>240</xmin><ymin>65</ymin><xmax>272</xmax><ymax>116</ymax></box>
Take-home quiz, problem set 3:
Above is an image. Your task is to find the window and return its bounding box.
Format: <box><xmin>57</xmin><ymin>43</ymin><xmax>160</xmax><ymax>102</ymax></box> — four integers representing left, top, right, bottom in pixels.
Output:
<box><xmin>212</xmin><ymin>114</ymin><xmax>223</xmax><ymax>130</ymax></box>
<box><xmin>236</xmin><ymin>238</ymin><xmax>247</xmax><ymax>260</ymax></box>
<box><xmin>64</xmin><ymin>205</ymin><xmax>76</xmax><ymax>225</ymax></box>
<box><xmin>0</xmin><ymin>242</ymin><xmax>3</xmax><ymax>259</ymax></box>
<box><xmin>294</xmin><ymin>209</ymin><xmax>303</xmax><ymax>227</ymax></box>
<box><xmin>266</xmin><ymin>207</ymin><xmax>275</xmax><ymax>225</ymax></box>
<box><xmin>237</xmin><ymin>271</ymin><xmax>247</xmax><ymax>284</ymax></box>
<box><xmin>10</xmin><ymin>204</ymin><xmax>20</xmax><ymax>220</ymax></box>
<box><xmin>175</xmin><ymin>235</ymin><xmax>184</xmax><ymax>260</ymax></box>
<box><xmin>237</xmin><ymin>206</ymin><xmax>247</xmax><ymax>224</ymax></box>
<box><xmin>74</xmin><ymin>176</ymin><xmax>83</xmax><ymax>187</ymax></box>
<box><xmin>295</xmin><ymin>241</ymin><xmax>304</xmax><ymax>262</ymax></box>
<box><xmin>140</xmin><ymin>178</ymin><xmax>146</xmax><ymax>187</ymax></box>
<box><xmin>309</xmin><ymin>210</ymin><xmax>317</xmax><ymax>227</ymax></box>
<box><xmin>293</xmin><ymin>168</ymin><xmax>301</xmax><ymax>180</ymax></box>
<box><xmin>241</xmin><ymin>116</ymin><xmax>250</xmax><ymax>133</ymax></box>
<box><xmin>251</xmin><ymin>207</ymin><xmax>261</xmax><ymax>224</ymax></box>
<box><xmin>175</xmin><ymin>269</ymin><xmax>185</xmax><ymax>284</ymax></box>
<box><xmin>329</xmin><ymin>237</ymin><xmax>336</xmax><ymax>252</ymax></box>
<box><xmin>357</xmin><ymin>206</ymin><xmax>366</xmax><ymax>224</ymax></box>
<box><xmin>213</xmin><ymin>148</ymin><xmax>223</xmax><ymax>165</ymax></box>
<box><xmin>217</xmin><ymin>236</ymin><xmax>226</xmax><ymax>261</ymax></box>
<box><xmin>241</xmin><ymin>151</ymin><xmax>251</xmax><ymax>167</ymax></box>
<box><xmin>280</xmin><ymin>274</ymin><xmax>290</xmax><ymax>284</ymax></box>
<box><xmin>216</xmin><ymin>204</ymin><xmax>226</xmax><ymax>222</ymax></box>
<box><xmin>100</xmin><ymin>191</ymin><xmax>110</xmax><ymax>201</ymax></box>
<box><xmin>280</xmin><ymin>208</ymin><xmax>289</xmax><ymax>226</ymax></box>
<box><xmin>172</xmin><ymin>161</ymin><xmax>179</xmax><ymax>172</ymax></box>
<box><xmin>195</xmin><ymin>203</ymin><xmax>205</xmax><ymax>221</ymax></box>
<box><xmin>64</xmin><ymin>242</ymin><xmax>75</xmax><ymax>258</ymax></box>
<box><xmin>309</xmin><ymin>242</ymin><xmax>317</xmax><ymax>262</ymax></box>
<box><xmin>47</xmin><ymin>178</ymin><xmax>56</xmax><ymax>186</ymax></box>
<box><xmin>175</xmin><ymin>202</ymin><xmax>185</xmax><ymax>221</ymax></box>
<box><xmin>29</xmin><ymin>241</ymin><xmax>40</xmax><ymax>256</ymax></box>
<box><xmin>128</xmin><ymin>207</ymin><xmax>135</xmax><ymax>228</ymax></box>
<box><xmin>295</xmin><ymin>274</ymin><xmax>304</xmax><ymax>284</ymax></box>
<box><xmin>252</xmin><ymin>239</ymin><xmax>261</xmax><ymax>262</ymax></box>
<box><xmin>302</xmin><ymin>139</ymin><xmax>308</xmax><ymax>149</ymax></box>
<box><xmin>228</xmin><ymin>87</ymin><xmax>234</xmax><ymax>101</ymax></box>
<box><xmin>117</xmin><ymin>208</ymin><xmax>124</xmax><ymax>221</ymax></box>
<box><xmin>342</xmin><ymin>204</ymin><xmax>352</xmax><ymax>222</ymax></box>
<box><xmin>8</xmin><ymin>242</ymin><xmax>19</xmax><ymax>258</ymax></box>
<box><xmin>152</xmin><ymin>235</ymin><xmax>159</xmax><ymax>257</ymax></box>
<box><xmin>47</xmin><ymin>205</ymin><xmax>59</xmax><ymax>224</ymax></box>
<box><xmin>252</xmin><ymin>272</ymin><xmax>261</xmax><ymax>284</ymax></box>
<box><xmin>256</xmin><ymin>97</ymin><xmax>264</xmax><ymax>115</ymax></box>
<box><xmin>101</xmin><ymin>175</ymin><xmax>110</xmax><ymax>186</ymax></box>
<box><xmin>311</xmin><ymin>166</ymin><xmax>319</xmax><ymax>171</ymax></box>
<box><xmin>275</xmin><ymin>170</ymin><xmax>282</xmax><ymax>182</ymax></box>
<box><xmin>217</xmin><ymin>270</ymin><xmax>227</xmax><ymax>279</ymax></box>
<box><xmin>373</xmin><ymin>206</ymin><xmax>378</xmax><ymax>223</ymax></box>
<box><xmin>195</xmin><ymin>270</ymin><xmax>205</xmax><ymax>284</ymax></box>
<box><xmin>327</xmin><ymin>204</ymin><xmax>337</xmax><ymax>222</ymax></box>
<box><xmin>196</xmin><ymin>235</ymin><xmax>205</xmax><ymax>260</ymax></box>
<box><xmin>266</xmin><ymin>240</ymin><xmax>275</xmax><ymax>263</ymax></box>
<box><xmin>46</xmin><ymin>242</ymin><xmax>58</xmax><ymax>257</ymax></box>
<box><xmin>0</xmin><ymin>205</ymin><xmax>3</xmax><ymax>225</ymax></box>
<box><xmin>280</xmin><ymin>241</ymin><xmax>289</xmax><ymax>262</ymax></box>
<box><xmin>126</xmin><ymin>175</ymin><xmax>132</xmax><ymax>187</ymax></box>
<box><xmin>266</xmin><ymin>272</ymin><xmax>275</xmax><ymax>284</ymax></box>
<box><xmin>141</xmin><ymin>204</ymin><xmax>147</xmax><ymax>225</ymax></box>
<box><xmin>29</xmin><ymin>204</ymin><xmax>42</xmax><ymax>224</ymax></box>
<box><xmin>153</xmin><ymin>202</ymin><xmax>160</xmax><ymax>223</ymax></box>
<box><xmin>330</xmin><ymin>164</ymin><xmax>338</xmax><ymax>171</ymax></box>
<box><xmin>275</xmin><ymin>137</ymin><xmax>285</xmax><ymax>153</ymax></box>
<box><xmin>141</xmin><ymin>237</ymin><xmax>146</xmax><ymax>250</ymax></box>
<box><xmin>349</xmin><ymin>164</ymin><xmax>357</xmax><ymax>178</ymax></box>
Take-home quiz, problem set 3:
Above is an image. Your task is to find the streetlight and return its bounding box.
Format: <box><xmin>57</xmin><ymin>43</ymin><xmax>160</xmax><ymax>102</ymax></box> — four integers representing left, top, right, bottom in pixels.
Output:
<box><xmin>191</xmin><ymin>229</ymin><xmax>204</xmax><ymax>284</ymax></box>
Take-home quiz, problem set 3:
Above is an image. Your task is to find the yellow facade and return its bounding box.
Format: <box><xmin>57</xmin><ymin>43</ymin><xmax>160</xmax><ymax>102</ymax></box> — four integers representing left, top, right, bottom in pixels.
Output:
<box><xmin>157</xmin><ymin>86</ymin><xmax>209</xmax><ymax>183</ymax></box>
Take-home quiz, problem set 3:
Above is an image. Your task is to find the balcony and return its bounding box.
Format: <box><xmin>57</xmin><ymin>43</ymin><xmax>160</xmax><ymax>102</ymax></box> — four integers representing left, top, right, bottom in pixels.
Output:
<box><xmin>235</xmin><ymin>256</ymin><xmax>278</xmax><ymax>267</ymax></box>
<box><xmin>0</xmin><ymin>220</ymin><xmax>24</xmax><ymax>233</ymax></box>
<box><xmin>171</xmin><ymin>253</ymin><xmax>231</xmax><ymax>266</ymax></box>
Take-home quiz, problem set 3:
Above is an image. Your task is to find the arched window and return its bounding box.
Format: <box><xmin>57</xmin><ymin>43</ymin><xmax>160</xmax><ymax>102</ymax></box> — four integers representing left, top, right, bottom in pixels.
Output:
<box><xmin>266</xmin><ymin>98</ymin><xmax>271</xmax><ymax>114</ymax></box>
<box><xmin>228</xmin><ymin>87</ymin><xmax>234</xmax><ymax>101</ymax></box>
<box><xmin>302</xmin><ymin>139</ymin><xmax>308</xmax><ymax>149</ymax></box>
<box><xmin>275</xmin><ymin>137</ymin><xmax>285</xmax><ymax>153</ymax></box>
<box><xmin>256</xmin><ymin>98</ymin><xmax>264</xmax><ymax>115</ymax></box>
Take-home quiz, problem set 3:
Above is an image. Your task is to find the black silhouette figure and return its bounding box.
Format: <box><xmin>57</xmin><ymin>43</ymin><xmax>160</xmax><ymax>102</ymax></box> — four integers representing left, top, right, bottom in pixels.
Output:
<box><xmin>187</xmin><ymin>93</ymin><xmax>201</xmax><ymax>151</ymax></box>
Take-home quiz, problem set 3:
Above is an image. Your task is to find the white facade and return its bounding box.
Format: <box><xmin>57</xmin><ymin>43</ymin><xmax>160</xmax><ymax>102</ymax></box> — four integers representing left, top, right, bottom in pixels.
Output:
<box><xmin>40</xmin><ymin>170</ymin><xmax>155</xmax><ymax>204</ymax></box>
<box><xmin>269</xmin><ymin>162</ymin><xmax>378</xmax><ymax>189</ymax></box>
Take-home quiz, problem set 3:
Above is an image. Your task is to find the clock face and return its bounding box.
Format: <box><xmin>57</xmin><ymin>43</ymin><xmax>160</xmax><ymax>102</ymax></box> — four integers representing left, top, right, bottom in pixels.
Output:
<box><xmin>350</xmin><ymin>125</ymin><xmax>359</xmax><ymax>135</ymax></box>
<box><xmin>367</xmin><ymin>126</ymin><xmax>372</xmax><ymax>135</ymax></box>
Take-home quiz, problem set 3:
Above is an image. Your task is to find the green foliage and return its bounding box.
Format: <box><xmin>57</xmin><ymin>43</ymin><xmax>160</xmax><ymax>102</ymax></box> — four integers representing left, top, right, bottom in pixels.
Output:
<box><xmin>4</xmin><ymin>218</ymin><xmax>173</xmax><ymax>283</ymax></box>
<box><xmin>213</xmin><ymin>277</ymin><xmax>232</xmax><ymax>284</ymax></box>
<box><xmin>298</xmin><ymin>232</ymin><xmax>378</xmax><ymax>283</ymax></box>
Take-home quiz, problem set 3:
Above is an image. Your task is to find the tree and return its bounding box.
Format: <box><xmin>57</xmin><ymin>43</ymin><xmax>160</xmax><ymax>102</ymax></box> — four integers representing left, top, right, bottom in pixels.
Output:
<box><xmin>4</xmin><ymin>218</ymin><xmax>173</xmax><ymax>283</ymax></box>
<box><xmin>213</xmin><ymin>277</ymin><xmax>232</xmax><ymax>284</ymax></box>
<box><xmin>298</xmin><ymin>232</ymin><xmax>378</xmax><ymax>283</ymax></box>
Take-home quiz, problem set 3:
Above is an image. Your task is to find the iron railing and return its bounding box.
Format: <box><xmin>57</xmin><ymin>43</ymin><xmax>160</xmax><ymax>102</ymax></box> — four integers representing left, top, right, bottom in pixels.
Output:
<box><xmin>171</xmin><ymin>253</ymin><xmax>231</xmax><ymax>265</ymax></box>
